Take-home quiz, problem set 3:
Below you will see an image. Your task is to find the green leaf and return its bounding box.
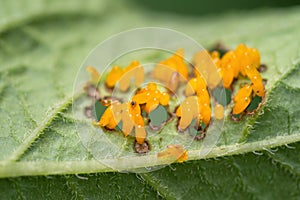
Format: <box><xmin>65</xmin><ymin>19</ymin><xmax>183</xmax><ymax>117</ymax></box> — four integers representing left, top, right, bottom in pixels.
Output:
<box><xmin>1</xmin><ymin>0</ymin><xmax>300</xmax><ymax>198</ymax></box>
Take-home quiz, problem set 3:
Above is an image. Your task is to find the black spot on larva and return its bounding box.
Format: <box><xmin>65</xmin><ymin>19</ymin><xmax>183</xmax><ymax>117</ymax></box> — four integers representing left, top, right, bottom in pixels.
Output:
<box><xmin>134</xmin><ymin>140</ymin><xmax>150</xmax><ymax>154</ymax></box>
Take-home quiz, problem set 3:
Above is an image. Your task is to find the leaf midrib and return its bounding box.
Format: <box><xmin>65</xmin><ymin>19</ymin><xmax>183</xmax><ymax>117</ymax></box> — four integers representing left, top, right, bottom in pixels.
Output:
<box><xmin>1</xmin><ymin>133</ymin><xmax>299</xmax><ymax>178</ymax></box>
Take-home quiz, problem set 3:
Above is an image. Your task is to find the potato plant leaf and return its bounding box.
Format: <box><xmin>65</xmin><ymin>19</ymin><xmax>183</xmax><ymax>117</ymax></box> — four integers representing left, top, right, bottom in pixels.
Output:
<box><xmin>1</xmin><ymin>0</ymin><xmax>300</xmax><ymax>198</ymax></box>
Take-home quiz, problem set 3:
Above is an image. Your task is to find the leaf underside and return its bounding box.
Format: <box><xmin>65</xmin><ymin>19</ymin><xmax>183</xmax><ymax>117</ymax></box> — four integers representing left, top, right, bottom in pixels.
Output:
<box><xmin>1</xmin><ymin>0</ymin><xmax>300</xmax><ymax>199</ymax></box>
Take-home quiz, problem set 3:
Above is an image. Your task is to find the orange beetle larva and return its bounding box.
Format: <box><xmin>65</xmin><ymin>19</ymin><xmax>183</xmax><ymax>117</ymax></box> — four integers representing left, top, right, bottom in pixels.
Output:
<box><xmin>232</xmin><ymin>84</ymin><xmax>253</xmax><ymax>115</ymax></box>
<box><xmin>86</xmin><ymin>66</ymin><xmax>101</xmax><ymax>84</ymax></box>
<box><xmin>132</xmin><ymin>83</ymin><xmax>170</xmax><ymax>113</ymax></box>
<box><xmin>106</xmin><ymin>60</ymin><xmax>144</xmax><ymax>92</ymax></box>
<box><xmin>152</xmin><ymin>49</ymin><xmax>188</xmax><ymax>91</ymax></box>
<box><xmin>214</xmin><ymin>104</ymin><xmax>225</xmax><ymax>120</ymax></box>
<box><xmin>96</xmin><ymin>100</ymin><xmax>147</xmax><ymax>144</ymax></box>
<box><xmin>176</xmin><ymin>95</ymin><xmax>211</xmax><ymax>130</ymax></box>
<box><xmin>157</xmin><ymin>144</ymin><xmax>188</xmax><ymax>163</ymax></box>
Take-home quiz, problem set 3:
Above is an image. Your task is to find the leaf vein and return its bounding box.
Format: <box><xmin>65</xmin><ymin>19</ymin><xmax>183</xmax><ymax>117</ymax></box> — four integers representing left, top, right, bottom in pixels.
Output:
<box><xmin>5</xmin><ymin>94</ymin><xmax>74</xmax><ymax>162</ymax></box>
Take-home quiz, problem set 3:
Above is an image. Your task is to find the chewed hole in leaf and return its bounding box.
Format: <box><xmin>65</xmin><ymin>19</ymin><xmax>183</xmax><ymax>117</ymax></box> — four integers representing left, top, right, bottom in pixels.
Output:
<box><xmin>148</xmin><ymin>105</ymin><xmax>170</xmax><ymax>128</ymax></box>
<box><xmin>212</xmin><ymin>87</ymin><xmax>232</xmax><ymax>106</ymax></box>
<box><xmin>94</xmin><ymin>100</ymin><xmax>108</xmax><ymax>121</ymax></box>
<box><xmin>246</xmin><ymin>95</ymin><xmax>263</xmax><ymax>113</ymax></box>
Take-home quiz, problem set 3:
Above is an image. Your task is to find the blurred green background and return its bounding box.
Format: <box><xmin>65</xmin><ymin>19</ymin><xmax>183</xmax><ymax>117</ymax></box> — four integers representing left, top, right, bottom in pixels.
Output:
<box><xmin>130</xmin><ymin>0</ymin><xmax>300</xmax><ymax>15</ymax></box>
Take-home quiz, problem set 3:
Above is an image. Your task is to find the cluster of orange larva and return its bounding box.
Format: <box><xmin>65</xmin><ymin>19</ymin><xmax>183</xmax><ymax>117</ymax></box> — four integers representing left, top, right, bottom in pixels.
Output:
<box><xmin>93</xmin><ymin>83</ymin><xmax>170</xmax><ymax>146</ymax></box>
<box><xmin>96</xmin><ymin>100</ymin><xmax>146</xmax><ymax>145</ymax></box>
<box><xmin>86</xmin><ymin>43</ymin><xmax>266</xmax><ymax>157</ymax></box>
<box><xmin>176</xmin><ymin>79</ymin><xmax>211</xmax><ymax>131</ymax></box>
<box><xmin>210</xmin><ymin>44</ymin><xmax>265</xmax><ymax>115</ymax></box>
